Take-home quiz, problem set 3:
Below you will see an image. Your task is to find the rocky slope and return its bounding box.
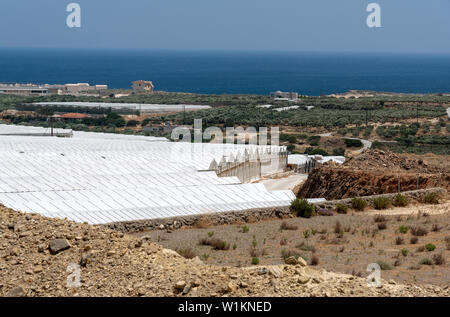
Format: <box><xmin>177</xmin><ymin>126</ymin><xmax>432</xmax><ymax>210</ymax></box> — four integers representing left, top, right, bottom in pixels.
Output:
<box><xmin>298</xmin><ymin>150</ymin><xmax>449</xmax><ymax>200</ymax></box>
<box><xmin>0</xmin><ymin>205</ymin><xmax>448</xmax><ymax>297</ymax></box>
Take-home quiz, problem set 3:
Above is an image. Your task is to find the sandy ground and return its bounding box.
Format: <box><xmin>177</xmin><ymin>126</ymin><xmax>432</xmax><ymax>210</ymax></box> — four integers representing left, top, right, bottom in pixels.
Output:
<box><xmin>365</xmin><ymin>201</ymin><xmax>450</xmax><ymax>216</ymax></box>
<box><xmin>258</xmin><ymin>174</ymin><xmax>308</xmax><ymax>191</ymax></box>
<box><xmin>134</xmin><ymin>203</ymin><xmax>450</xmax><ymax>288</ymax></box>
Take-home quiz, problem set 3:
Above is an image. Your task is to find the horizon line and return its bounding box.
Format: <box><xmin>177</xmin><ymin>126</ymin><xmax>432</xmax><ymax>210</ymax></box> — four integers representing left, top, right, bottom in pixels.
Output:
<box><xmin>2</xmin><ymin>46</ymin><xmax>450</xmax><ymax>56</ymax></box>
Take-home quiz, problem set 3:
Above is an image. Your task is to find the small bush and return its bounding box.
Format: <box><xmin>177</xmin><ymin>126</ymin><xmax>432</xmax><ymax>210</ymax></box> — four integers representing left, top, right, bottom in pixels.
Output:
<box><xmin>280</xmin><ymin>221</ymin><xmax>298</xmax><ymax>231</ymax></box>
<box><xmin>344</xmin><ymin>138</ymin><xmax>363</xmax><ymax>148</ymax></box>
<box><xmin>419</xmin><ymin>258</ymin><xmax>433</xmax><ymax>266</ymax></box>
<box><xmin>281</xmin><ymin>249</ymin><xmax>301</xmax><ymax>260</ymax></box>
<box><xmin>410</xmin><ymin>236</ymin><xmax>419</xmax><ymax>244</ymax></box>
<box><xmin>399</xmin><ymin>225</ymin><xmax>409</xmax><ymax>234</ymax></box>
<box><xmin>416</xmin><ymin>246</ymin><xmax>425</xmax><ymax>252</ymax></box>
<box><xmin>425</xmin><ymin>243</ymin><xmax>436</xmax><ymax>252</ymax></box>
<box><xmin>317</xmin><ymin>208</ymin><xmax>334</xmax><ymax>216</ymax></box>
<box><xmin>393</xmin><ymin>194</ymin><xmax>408</xmax><ymax>207</ymax></box>
<box><xmin>376</xmin><ymin>260</ymin><xmax>392</xmax><ymax>270</ymax></box>
<box><xmin>195</xmin><ymin>216</ymin><xmax>210</xmax><ymax>229</ymax></box>
<box><xmin>432</xmin><ymin>254</ymin><xmax>445</xmax><ymax>265</ymax></box>
<box><xmin>431</xmin><ymin>224</ymin><xmax>441</xmax><ymax>232</ymax></box>
<box><xmin>351</xmin><ymin>198</ymin><xmax>368</xmax><ymax>211</ymax></box>
<box><xmin>377</xmin><ymin>222</ymin><xmax>387</xmax><ymax>230</ymax></box>
<box><xmin>423</xmin><ymin>192</ymin><xmax>440</xmax><ymax>204</ymax></box>
<box><xmin>310</xmin><ymin>255</ymin><xmax>319</xmax><ymax>266</ymax></box>
<box><xmin>176</xmin><ymin>247</ymin><xmax>196</xmax><ymax>259</ymax></box>
<box><xmin>411</xmin><ymin>226</ymin><xmax>428</xmax><ymax>236</ymax></box>
<box><xmin>199</xmin><ymin>238</ymin><xmax>230</xmax><ymax>250</ymax></box>
<box><xmin>374</xmin><ymin>215</ymin><xmax>387</xmax><ymax>223</ymax></box>
<box><xmin>401</xmin><ymin>249</ymin><xmax>409</xmax><ymax>257</ymax></box>
<box><xmin>336</xmin><ymin>204</ymin><xmax>348</xmax><ymax>214</ymax></box>
<box><xmin>395</xmin><ymin>237</ymin><xmax>404</xmax><ymax>245</ymax></box>
<box><xmin>207</xmin><ymin>231</ymin><xmax>214</xmax><ymax>237</ymax></box>
<box><xmin>334</xmin><ymin>221</ymin><xmax>342</xmax><ymax>234</ymax></box>
<box><xmin>290</xmin><ymin>198</ymin><xmax>315</xmax><ymax>218</ymax></box>
<box><xmin>296</xmin><ymin>243</ymin><xmax>316</xmax><ymax>253</ymax></box>
<box><xmin>373</xmin><ymin>197</ymin><xmax>391</xmax><ymax>210</ymax></box>
<box><xmin>251</xmin><ymin>257</ymin><xmax>260</xmax><ymax>265</ymax></box>
<box><xmin>241</xmin><ymin>225</ymin><xmax>250</xmax><ymax>233</ymax></box>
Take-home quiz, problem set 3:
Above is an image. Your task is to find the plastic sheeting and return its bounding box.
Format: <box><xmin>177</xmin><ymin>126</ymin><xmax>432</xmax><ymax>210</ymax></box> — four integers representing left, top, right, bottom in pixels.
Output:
<box><xmin>0</xmin><ymin>127</ymin><xmax>295</xmax><ymax>224</ymax></box>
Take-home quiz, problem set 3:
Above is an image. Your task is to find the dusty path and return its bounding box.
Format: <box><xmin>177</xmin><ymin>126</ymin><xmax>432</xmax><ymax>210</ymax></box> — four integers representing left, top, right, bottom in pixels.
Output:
<box><xmin>366</xmin><ymin>200</ymin><xmax>450</xmax><ymax>216</ymax></box>
<box><xmin>259</xmin><ymin>174</ymin><xmax>308</xmax><ymax>191</ymax></box>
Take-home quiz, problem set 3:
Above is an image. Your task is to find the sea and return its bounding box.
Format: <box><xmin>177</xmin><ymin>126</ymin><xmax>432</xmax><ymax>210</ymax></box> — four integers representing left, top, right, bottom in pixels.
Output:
<box><xmin>1</xmin><ymin>48</ymin><xmax>450</xmax><ymax>96</ymax></box>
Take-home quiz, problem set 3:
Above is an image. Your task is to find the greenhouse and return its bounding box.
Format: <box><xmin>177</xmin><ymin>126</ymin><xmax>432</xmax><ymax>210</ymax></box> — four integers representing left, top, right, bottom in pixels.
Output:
<box><xmin>0</xmin><ymin>124</ymin><xmax>294</xmax><ymax>224</ymax></box>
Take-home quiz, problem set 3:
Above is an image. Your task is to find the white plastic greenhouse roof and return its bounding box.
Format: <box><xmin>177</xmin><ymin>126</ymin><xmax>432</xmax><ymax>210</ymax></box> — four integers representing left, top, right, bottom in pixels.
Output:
<box><xmin>0</xmin><ymin>124</ymin><xmax>72</xmax><ymax>135</ymax></box>
<box><xmin>0</xmin><ymin>125</ymin><xmax>295</xmax><ymax>224</ymax></box>
<box><xmin>33</xmin><ymin>102</ymin><xmax>211</xmax><ymax>111</ymax></box>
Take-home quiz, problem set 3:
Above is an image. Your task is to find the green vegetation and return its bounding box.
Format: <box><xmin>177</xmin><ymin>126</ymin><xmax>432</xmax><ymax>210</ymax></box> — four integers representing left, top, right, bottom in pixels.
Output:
<box><xmin>419</xmin><ymin>258</ymin><xmax>433</xmax><ymax>266</ymax></box>
<box><xmin>423</xmin><ymin>192</ymin><xmax>440</xmax><ymax>204</ymax></box>
<box><xmin>425</xmin><ymin>243</ymin><xmax>436</xmax><ymax>252</ymax></box>
<box><xmin>335</xmin><ymin>203</ymin><xmax>348</xmax><ymax>214</ymax></box>
<box><xmin>393</xmin><ymin>194</ymin><xmax>409</xmax><ymax>207</ymax></box>
<box><xmin>251</xmin><ymin>257</ymin><xmax>260</xmax><ymax>265</ymax></box>
<box><xmin>1</xmin><ymin>93</ymin><xmax>449</xmax><ymax>153</ymax></box>
<box><xmin>344</xmin><ymin>138</ymin><xmax>363</xmax><ymax>148</ymax></box>
<box><xmin>290</xmin><ymin>198</ymin><xmax>315</xmax><ymax>218</ymax></box>
<box><xmin>351</xmin><ymin>198</ymin><xmax>368</xmax><ymax>211</ymax></box>
<box><xmin>399</xmin><ymin>225</ymin><xmax>409</xmax><ymax>234</ymax></box>
<box><xmin>304</xmin><ymin>147</ymin><xmax>329</xmax><ymax>156</ymax></box>
<box><xmin>373</xmin><ymin>197</ymin><xmax>392</xmax><ymax>210</ymax></box>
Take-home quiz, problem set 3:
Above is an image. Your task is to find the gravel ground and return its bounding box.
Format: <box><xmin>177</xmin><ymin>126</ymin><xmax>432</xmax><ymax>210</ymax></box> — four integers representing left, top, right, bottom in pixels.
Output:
<box><xmin>135</xmin><ymin>203</ymin><xmax>450</xmax><ymax>288</ymax></box>
<box><xmin>3</xmin><ymin>205</ymin><xmax>448</xmax><ymax>297</ymax></box>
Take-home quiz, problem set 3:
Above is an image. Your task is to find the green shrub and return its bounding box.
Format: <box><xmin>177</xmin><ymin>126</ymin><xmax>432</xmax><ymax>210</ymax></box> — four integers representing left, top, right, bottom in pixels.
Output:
<box><xmin>336</xmin><ymin>204</ymin><xmax>348</xmax><ymax>214</ymax></box>
<box><xmin>351</xmin><ymin>198</ymin><xmax>368</xmax><ymax>211</ymax></box>
<box><xmin>307</xmin><ymin>135</ymin><xmax>321</xmax><ymax>146</ymax></box>
<box><xmin>425</xmin><ymin>243</ymin><xmax>436</xmax><ymax>252</ymax></box>
<box><xmin>399</xmin><ymin>225</ymin><xmax>409</xmax><ymax>234</ymax></box>
<box><xmin>423</xmin><ymin>192</ymin><xmax>440</xmax><ymax>204</ymax></box>
<box><xmin>304</xmin><ymin>147</ymin><xmax>329</xmax><ymax>156</ymax></box>
<box><xmin>373</xmin><ymin>197</ymin><xmax>391</xmax><ymax>210</ymax></box>
<box><xmin>393</xmin><ymin>194</ymin><xmax>408</xmax><ymax>207</ymax></box>
<box><xmin>332</xmin><ymin>147</ymin><xmax>345</xmax><ymax>156</ymax></box>
<box><xmin>344</xmin><ymin>138</ymin><xmax>363</xmax><ymax>148</ymax></box>
<box><xmin>251</xmin><ymin>257</ymin><xmax>260</xmax><ymax>265</ymax></box>
<box><xmin>290</xmin><ymin>198</ymin><xmax>315</xmax><ymax>218</ymax></box>
<box><xmin>401</xmin><ymin>249</ymin><xmax>409</xmax><ymax>257</ymax></box>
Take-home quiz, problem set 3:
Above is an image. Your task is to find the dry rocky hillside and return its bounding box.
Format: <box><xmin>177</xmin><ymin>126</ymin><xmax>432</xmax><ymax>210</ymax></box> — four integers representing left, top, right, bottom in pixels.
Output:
<box><xmin>0</xmin><ymin>205</ymin><xmax>448</xmax><ymax>297</ymax></box>
<box><xmin>299</xmin><ymin>150</ymin><xmax>449</xmax><ymax>200</ymax></box>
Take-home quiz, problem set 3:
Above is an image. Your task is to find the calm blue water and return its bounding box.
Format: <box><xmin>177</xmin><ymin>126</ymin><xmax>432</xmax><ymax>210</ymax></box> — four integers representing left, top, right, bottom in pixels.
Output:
<box><xmin>1</xmin><ymin>49</ymin><xmax>450</xmax><ymax>95</ymax></box>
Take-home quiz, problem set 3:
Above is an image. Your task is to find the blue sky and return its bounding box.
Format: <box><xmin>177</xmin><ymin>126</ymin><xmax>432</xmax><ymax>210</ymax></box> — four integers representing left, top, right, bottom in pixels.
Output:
<box><xmin>1</xmin><ymin>0</ymin><xmax>449</xmax><ymax>53</ymax></box>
